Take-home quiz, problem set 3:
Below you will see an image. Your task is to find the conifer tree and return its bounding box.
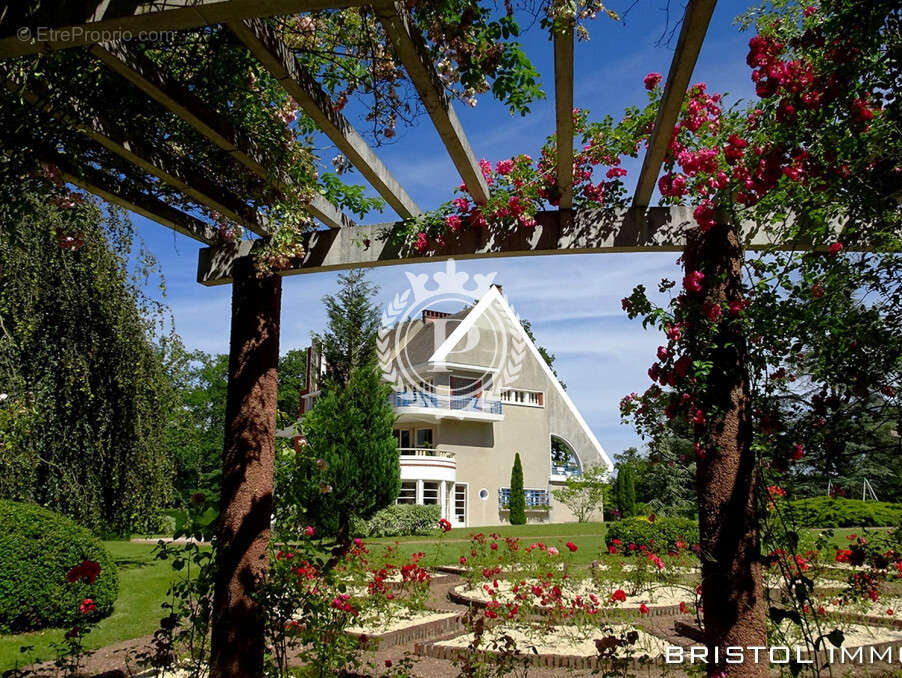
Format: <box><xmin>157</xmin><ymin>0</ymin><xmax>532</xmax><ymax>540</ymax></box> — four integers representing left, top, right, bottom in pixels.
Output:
<box><xmin>509</xmin><ymin>452</ymin><xmax>526</xmax><ymax>525</ymax></box>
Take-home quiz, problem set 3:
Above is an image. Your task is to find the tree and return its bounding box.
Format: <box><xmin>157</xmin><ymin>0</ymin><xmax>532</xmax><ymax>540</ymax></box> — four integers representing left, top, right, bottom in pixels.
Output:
<box><xmin>0</xmin><ymin>193</ymin><xmax>173</xmax><ymax>533</ymax></box>
<box><xmin>508</xmin><ymin>453</ymin><xmax>526</xmax><ymax>525</ymax></box>
<box><xmin>551</xmin><ymin>465</ymin><xmax>609</xmax><ymax>522</ymax></box>
<box><xmin>287</xmin><ymin>270</ymin><xmax>398</xmax><ymax>559</ymax></box>
<box><xmin>276</xmin><ymin>348</ymin><xmax>308</xmax><ymax>425</ymax></box>
<box><xmin>313</xmin><ymin>269</ymin><xmax>380</xmax><ymax>389</ymax></box>
<box><xmin>163</xmin><ymin>350</ymin><xmax>229</xmax><ymax>507</ymax></box>
<box><xmin>300</xmin><ymin>362</ymin><xmax>399</xmax><ymax>546</ymax></box>
<box><xmin>614</xmin><ymin>465</ymin><xmax>636</xmax><ymax>518</ymax></box>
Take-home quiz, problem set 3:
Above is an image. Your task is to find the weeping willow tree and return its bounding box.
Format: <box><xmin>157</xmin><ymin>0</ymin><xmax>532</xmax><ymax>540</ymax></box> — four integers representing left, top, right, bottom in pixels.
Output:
<box><xmin>0</xmin><ymin>191</ymin><xmax>174</xmax><ymax>534</ymax></box>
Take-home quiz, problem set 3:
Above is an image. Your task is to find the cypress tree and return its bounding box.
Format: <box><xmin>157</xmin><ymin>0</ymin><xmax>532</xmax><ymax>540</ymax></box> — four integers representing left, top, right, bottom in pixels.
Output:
<box><xmin>509</xmin><ymin>452</ymin><xmax>526</xmax><ymax>525</ymax></box>
<box><xmin>617</xmin><ymin>465</ymin><xmax>637</xmax><ymax>517</ymax></box>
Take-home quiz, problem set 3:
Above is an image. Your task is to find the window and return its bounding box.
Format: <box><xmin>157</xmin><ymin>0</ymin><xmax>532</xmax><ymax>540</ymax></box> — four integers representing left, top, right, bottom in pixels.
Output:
<box><xmin>478</xmin><ymin>488</ymin><xmax>489</xmax><ymax>500</ymax></box>
<box><xmin>451</xmin><ymin>375</ymin><xmax>481</xmax><ymax>397</ymax></box>
<box><xmin>394</xmin><ymin>427</ymin><xmax>434</xmax><ymax>450</ymax></box>
<box><xmin>498</xmin><ymin>488</ymin><xmax>550</xmax><ymax>509</ymax></box>
<box><xmin>415</xmin><ymin>428</ymin><xmax>433</xmax><ymax>448</ymax></box>
<box><xmin>454</xmin><ymin>484</ymin><xmax>468</xmax><ymax>523</ymax></box>
<box><xmin>395</xmin><ymin>429</ymin><xmax>411</xmax><ymax>448</ymax></box>
<box><xmin>422</xmin><ymin>482</ymin><xmax>440</xmax><ymax>505</ymax></box>
<box><xmin>397</xmin><ymin>481</ymin><xmax>416</xmax><ymax>505</ymax></box>
<box><xmin>500</xmin><ymin>389</ymin><xmax>543</xmax><ymax>406</ymax></box>
<box><xmin>551</xmin><ymin>436</ymin><xmax>582</xmax><ymax>477</ymax></box>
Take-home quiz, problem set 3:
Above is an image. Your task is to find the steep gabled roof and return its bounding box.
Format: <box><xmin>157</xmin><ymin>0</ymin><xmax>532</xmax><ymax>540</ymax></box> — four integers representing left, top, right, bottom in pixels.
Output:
<box><xmin>428</xmin><ymin>287</ymin><xmax>613</xmax><ymax>471</ymax></box>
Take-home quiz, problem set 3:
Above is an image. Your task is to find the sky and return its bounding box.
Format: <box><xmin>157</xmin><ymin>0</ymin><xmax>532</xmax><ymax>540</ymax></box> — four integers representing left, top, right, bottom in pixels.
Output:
<box><xmin>131</xmin><ymin>0</ymin><xmax>760</xmax><ymax>461</ymax></box>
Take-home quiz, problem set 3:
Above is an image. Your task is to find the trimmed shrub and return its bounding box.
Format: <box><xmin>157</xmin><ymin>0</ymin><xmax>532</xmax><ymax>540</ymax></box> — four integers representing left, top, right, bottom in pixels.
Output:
<box><xmin>351</xmin><ymin>504</ymin><xmax>441</xmax><ymax>538</ymax></box>
<box><xmin>785</xmin><ymin>497</ymin><xmax>902</xmax><ymax>528</ymax></box>
<box><xmin>606</xmin><ymin>516</ymin><xmax>699</xmax><ymax>553</ymax></box>
<box><xmin>0</xmin><ymin>500</ymin><xmax>119</xmax><ymax>632</ymax></box>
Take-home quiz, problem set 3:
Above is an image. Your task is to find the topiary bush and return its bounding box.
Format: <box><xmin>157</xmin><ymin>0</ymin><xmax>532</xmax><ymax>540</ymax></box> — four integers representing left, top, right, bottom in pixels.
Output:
<box><xmin>784</xmin><ymin>497</ymin><xmax>902</xmax><ymax>528</ymax></box>
<box><xmin>0</xmin><ymin>500</ymin><xmax>119</xmax><ymax>632</ymax></box>
<box><xmin>605</xmin><ymin>515</ymin><xmax>699</xmax><ymax>554</ymax></box>
<box><xmin>351</xmin><ymin>504</ymin><xmax>441</xmax><ymax>538</ymax></box>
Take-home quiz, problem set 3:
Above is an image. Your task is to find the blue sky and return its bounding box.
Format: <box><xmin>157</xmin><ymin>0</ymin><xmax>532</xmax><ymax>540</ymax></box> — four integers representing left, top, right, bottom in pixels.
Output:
<box><xmin>133</xmin><ymin>0</ymin><xmax>759</xmax><ymax>460</ymax></box>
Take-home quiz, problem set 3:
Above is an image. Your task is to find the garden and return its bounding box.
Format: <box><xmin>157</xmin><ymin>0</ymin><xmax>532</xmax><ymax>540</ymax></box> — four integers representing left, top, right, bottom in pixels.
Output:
<box><xmin>0</xmin><ymin>0</ymin><xmax>900</xmax><ymax>675</ymax></box>
<box><xmin>6</xmin><ymin>505</ymin><xmax>902</xmax><ymax>677</ymax></box>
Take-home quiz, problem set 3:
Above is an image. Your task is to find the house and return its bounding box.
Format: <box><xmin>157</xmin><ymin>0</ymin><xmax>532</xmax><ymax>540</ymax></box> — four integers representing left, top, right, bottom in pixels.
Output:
<box><xmin>298</xmin><ymin>284</ymin><xmax>613</xmax><ymax>527</ymax></box>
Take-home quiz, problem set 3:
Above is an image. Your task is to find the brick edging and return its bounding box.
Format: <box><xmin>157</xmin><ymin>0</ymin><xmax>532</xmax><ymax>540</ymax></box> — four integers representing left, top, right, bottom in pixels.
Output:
<box><xmin>415</xmin><ymin>638</ymin><xmax>667</xmax><ymax>671</ymax></box>
<box><xmin>347</xmin><ymin>612</ymin><xmax>465</xmax><ymax>649</ymax></box>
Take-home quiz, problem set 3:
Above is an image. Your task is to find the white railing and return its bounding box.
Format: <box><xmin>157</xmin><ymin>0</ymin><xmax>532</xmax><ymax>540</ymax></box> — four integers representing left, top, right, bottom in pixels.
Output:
<box><xmin>398</xmin><ymin>447</ymin><xmax>456</xmax><ymax>459</ymax></box>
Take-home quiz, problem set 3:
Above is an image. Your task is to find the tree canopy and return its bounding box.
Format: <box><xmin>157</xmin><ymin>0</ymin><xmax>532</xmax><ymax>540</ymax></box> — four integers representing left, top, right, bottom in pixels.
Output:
<box><xmin>0</xmin><ymin>192</ymin><xmax>173</xmax><ymax>533</ymax></box>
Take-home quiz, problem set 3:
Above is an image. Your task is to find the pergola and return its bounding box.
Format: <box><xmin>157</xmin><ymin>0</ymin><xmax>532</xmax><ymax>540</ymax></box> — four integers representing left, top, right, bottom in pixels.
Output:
<box><xmin>1</xmin><ymin>2</ymin><xmax>789</xmax><ymax>676</ymax></box>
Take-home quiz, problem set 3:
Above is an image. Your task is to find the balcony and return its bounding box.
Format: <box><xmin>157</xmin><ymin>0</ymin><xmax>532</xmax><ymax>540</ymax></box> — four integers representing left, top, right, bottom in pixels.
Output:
<box><xmin>399</xmin><ymin>447</ymin><xmax>456</xmax><ymax>482</ymax></box>
<box><xmin>390</xmin><ymin>390</ymin><xmax>503</xmax><ymax>422</ymax></box>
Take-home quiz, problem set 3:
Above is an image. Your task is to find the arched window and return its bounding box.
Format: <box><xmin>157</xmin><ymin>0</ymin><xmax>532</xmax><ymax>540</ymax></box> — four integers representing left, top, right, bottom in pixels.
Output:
<box><xmin>551</xmin><ymin>435</ymin><xmax>582</xmax><ymax>477</ymax></box>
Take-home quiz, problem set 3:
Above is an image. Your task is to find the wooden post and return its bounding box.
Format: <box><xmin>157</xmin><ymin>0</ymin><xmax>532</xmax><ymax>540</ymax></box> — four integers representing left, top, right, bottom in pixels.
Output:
<box><xmin>211</xmin><ymin>256</ymin><xmax>281</xmax><ymax>678</ymax></box>
<box><xmin>683</xmin><ymin>223</ymin><xmax>768</xmax><ymax>677</ymax></box>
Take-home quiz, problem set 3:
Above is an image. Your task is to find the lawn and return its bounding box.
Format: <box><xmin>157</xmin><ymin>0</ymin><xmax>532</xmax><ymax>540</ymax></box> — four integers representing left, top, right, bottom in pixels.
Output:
<box><xmin>0</xmin><ymin>541</ymin><xmax>182</xmax><ymax>674</ymax></box>
<box><xmin>367</xmin><ymin>521</ymin><xmax>610</xmax><ymax>567</ymax></box>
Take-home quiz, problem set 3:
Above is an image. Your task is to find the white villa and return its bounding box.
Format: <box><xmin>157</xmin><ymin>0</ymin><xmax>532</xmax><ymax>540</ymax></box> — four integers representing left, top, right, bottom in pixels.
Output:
<box><xmin>298</xmin><ymin>284</ymin><xmax>613</xmax><ymax>528</ymax></box>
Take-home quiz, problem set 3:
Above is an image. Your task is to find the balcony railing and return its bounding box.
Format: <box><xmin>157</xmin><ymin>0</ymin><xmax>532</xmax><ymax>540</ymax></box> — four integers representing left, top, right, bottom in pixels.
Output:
<box><xmin>398</xmin><ymin>447</ymin><xmax>456</xmax><ymax>459</ymax></box>
<box><xmin>390</xmin><ymin>390</ymin><xmax>502</xmax><ymax>415</ymax></box>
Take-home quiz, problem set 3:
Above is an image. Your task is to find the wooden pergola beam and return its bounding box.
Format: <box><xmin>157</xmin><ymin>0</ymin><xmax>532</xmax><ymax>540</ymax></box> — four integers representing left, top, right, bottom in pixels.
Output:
<box><xmin>374</xmin><ymin>1</ymin><xmax>490</xmax><ymax>205</ymax></box>
<box><xmin>553</xmin><ymin>19</ymin><xmax>575</xmax><ymax>209</ymax></box>
<box><xmin>90</xmin><ymin>39</ymin><xmax>356</xmax><ymax>230</ymax></box>
<box><xmin>1</xmin><ymin>0</ymin><xmax>361</xmax><ymax>57</ymax></box>
<box><xmin>198</xmin><ymin>206</ymin><xmax>843</xmax><ymax>285</ymax></box>
<box><xmin>631</xmin><ymin>0</ymin><xmax>716</xmax><ymax>208</ymax></box>
<box><xmin>7</xmin><ymin>79</ymin><xmax>268</xmax><ymax>232</ymax></box>
<box><xmin>228</xmin><ymin>18</ymin><xmax>421</xmax><ymax>219</ymax></box>
<box><xmin>47</xmin><ymin>152</ymin><xmax>219</xmax><ymax>245</ymax></box>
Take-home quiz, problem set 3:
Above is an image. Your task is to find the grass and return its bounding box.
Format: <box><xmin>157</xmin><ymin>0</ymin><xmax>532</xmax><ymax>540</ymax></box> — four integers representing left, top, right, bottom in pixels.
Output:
<box><xmin>0</xmin><ymin>541</ymin><xmax>183</xmax><ymax>674</ymax></box>
<box><xmin>366</xmin><ymin>521</ymin><xmax>610</xmax><ymax>567</ymax></box>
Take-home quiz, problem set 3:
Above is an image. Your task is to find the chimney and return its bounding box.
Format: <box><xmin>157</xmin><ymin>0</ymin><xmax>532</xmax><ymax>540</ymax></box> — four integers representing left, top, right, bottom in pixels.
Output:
<box><xmin>422</xmin><ymin>309</ymin><xmax>452</xmax><ymax>322</ymax></box>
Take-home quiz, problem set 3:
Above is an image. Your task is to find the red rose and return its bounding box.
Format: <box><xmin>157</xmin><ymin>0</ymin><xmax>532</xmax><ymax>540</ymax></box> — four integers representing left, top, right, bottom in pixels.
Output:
<box><xmin>66</xmin><ymin>560</ymin><xmax>101</xmax><ymax>585</ymax></box>
<box><xmin>643</xmin><ymin>72</ymin><xmax>663</xmax><ymax>90</ymax></box>
<box><xmin>565</xmin><ymin>541</ymin><xmax>578</xmax><ymax>552</ymax></box>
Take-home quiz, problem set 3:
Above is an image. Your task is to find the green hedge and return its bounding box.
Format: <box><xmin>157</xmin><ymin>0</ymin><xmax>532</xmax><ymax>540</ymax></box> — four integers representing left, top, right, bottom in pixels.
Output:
<box><xmin>351</xmin><ymin>504</ymin><xmax>441</xmax><ymax>538</ymax></box>
<box><xmin>606</xmin><ymin>516</ymin><xmax>699</xmax><ymax>553</ymax></box>
<box><xmin>784</xmin><ymin>497</ymin><xmax>902</xmax><ymax>528</ymax></box>
<box><xmin>0</xmin><ymin>500</ymin><xmax>119</xmax><ymax>632</ymax></box>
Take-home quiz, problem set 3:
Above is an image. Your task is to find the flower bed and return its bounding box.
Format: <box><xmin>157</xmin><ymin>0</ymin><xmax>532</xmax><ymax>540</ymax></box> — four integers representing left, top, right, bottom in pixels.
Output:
<box><xmin>451</xmin><ymin>580</ymin><xmax>695</xmax><ymax>618</ymax></box>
